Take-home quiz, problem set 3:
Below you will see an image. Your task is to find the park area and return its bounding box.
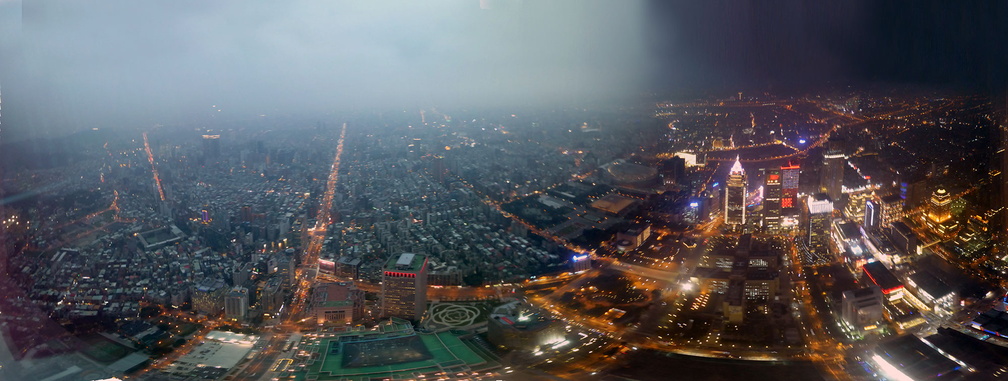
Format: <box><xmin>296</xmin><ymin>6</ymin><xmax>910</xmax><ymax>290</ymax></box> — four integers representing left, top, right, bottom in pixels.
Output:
<box><xmin>78</xmin><ymin>334</ymin><xmax>132</xmax><ymax>364</ymax></box>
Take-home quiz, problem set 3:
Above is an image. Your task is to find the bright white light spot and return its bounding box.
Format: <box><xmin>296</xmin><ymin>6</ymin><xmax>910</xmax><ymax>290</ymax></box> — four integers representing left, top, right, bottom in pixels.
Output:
<box><xmin>872</xmin><ymin>354</ymin><xmax>912</xmax><ymax>381</ymax></box>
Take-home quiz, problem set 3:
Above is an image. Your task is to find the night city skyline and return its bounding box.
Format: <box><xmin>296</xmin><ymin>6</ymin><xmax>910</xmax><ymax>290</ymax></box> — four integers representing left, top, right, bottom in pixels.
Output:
<box><xmin>1</xmin><ymin>1</ymin><xmax>1008</xmax><ymax>381</ymax></box>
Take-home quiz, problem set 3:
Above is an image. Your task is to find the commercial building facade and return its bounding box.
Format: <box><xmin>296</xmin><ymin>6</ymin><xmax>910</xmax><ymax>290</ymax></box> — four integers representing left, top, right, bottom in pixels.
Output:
<box><xmin>381</xmin><ymin>253</ymin><xmax>428</xmax><ymax>321</ymax></box>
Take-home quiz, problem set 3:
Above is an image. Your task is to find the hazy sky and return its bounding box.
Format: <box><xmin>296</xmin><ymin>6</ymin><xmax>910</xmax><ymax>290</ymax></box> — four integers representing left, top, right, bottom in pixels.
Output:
<box><xmin>1</xmin><ymin>1</ymin><xmax>1005</xmax><ymax>141</ymax></box>
<box><xmin>1</xmin><ymin>0</ymin><xmax>653</xmax><ymax>140</ymax></box>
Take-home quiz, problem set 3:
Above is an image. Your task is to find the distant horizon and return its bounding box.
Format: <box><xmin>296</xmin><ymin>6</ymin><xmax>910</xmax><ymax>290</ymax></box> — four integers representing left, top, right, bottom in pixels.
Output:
<box><xmin>2</xmin><ymin>1</ymin><xmax>1005</xmax><ymax>142</ymax></box>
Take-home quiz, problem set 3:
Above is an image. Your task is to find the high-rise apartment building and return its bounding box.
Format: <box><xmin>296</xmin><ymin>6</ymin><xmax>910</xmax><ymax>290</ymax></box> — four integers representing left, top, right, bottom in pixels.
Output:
<box><xmin>381</xmin><ymin>253</ymin><xmax>428</xmax><ymax>321</ymax></box>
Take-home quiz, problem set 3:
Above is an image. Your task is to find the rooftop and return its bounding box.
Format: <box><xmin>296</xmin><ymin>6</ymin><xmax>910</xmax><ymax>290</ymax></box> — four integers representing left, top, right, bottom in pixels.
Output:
<box><xmin>384</xmin><ymin>253</ymin><xmax>428</xmax><ymax>273</ymax></box>
<box><xmin>863</xmin><ymin>262</ymin><xmax>903</xmax><ymax>293</ymax></box>
<box><xmin>908</xmin><ymin>271</ymin><xmax>954</xmax><ymax>301</ymax></box>
<box><xmin>298</xmin><ymin>318</ymin><xmax>499</xmax><ymax>380</ymax></box>
<box><xmin>874</xmin><ymin>335</ymin><xmax>962</xmax><ymax>381</ymax></box>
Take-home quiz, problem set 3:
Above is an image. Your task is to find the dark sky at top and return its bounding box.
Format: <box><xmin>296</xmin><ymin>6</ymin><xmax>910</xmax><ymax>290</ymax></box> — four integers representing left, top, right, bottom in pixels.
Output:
<box><xmin>0</xmin><ymin>0</ymin><xmax>1005</xmax><ymax>140</ymax></box>
<box><xmin>647</xmin><ymin>1</ymin><xmax>1008</xmax><ymax>93</ymax></box>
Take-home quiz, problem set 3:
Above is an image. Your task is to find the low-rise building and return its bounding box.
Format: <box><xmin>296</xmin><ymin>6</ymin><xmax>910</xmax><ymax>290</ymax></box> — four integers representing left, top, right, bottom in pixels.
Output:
<box><xmin>309</xmin><ymin>282</ymin><xmax>364</xmax><ymax>325</ymax></box>
<box><xmin>841</xmin><ymin>286</ymin><xmax>883</xmax><ymax>333</ymax></box>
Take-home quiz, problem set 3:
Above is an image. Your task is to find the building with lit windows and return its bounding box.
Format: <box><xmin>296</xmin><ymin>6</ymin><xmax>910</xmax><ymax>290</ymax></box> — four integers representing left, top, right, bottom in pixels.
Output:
<box><xmin>615</xmin><ymin>225</ymin><xmax>651</xmax><ymax>250</ymax></box>
<box><xmin>192</xmin><ymin>278</ymin><xmax>228</xmax><ymax>316</ymax></box>
<box><xmin>781</xmin><ymin>163</ymin><xmax>800</xmax><ymax>209</ymax></box>
<box><xmin>744</xmin><ymin>272</ymin><xmax>779</xmax><ymax>301</ymax></box>
<box><xmin>843</xmin><ymin>192</ymin><xmax>872</xmax><ymax>223</ymax></box>
<box><xmin>878</xmin><ymin>194</ymin><xmax>904</xmax><ymax>228</ymax></box>
<box><xmin>928</xmin><ymin>188</ymin><xmax>952</xmax><ymax>221</ymax></box>
<box><xmin>763</xmin><ymin>168</ymin><xmax>782</xmax><ymax>231</ymax></box>
<box><xmin>570</xmin><ymin>253</ymin><xmax>591</xmax><ymax>272</ymax></box>
<box><xmin>906</xmin><ymin>271</ymin><xmax>956</xmax><ymax>316</ymax></box>
<box><xmin>260</xmin><ymin>276</ymin><xmax>285</xmax><ymax>317</ymax></box>
<box><xmin>862</xmin><ymin>261</ymin><xmax>904</xmax><ymax>299</ymax></box>
<box><xmin>925</xmin><ymin>188</ymin><xmax>960</xmax><ymax>240</ymax></box>
<box><xmin>820</xmin><ymin>138</ymin><xmax>845</xmax><ymax>201</ymax></box>
<box><xmin>723</xmin><ymin>281</ymin><xmax>746</xmax><ymax>324</ymax></box>
<box><xmin>864</xmin><ymin>198</ymin><xmax>880</xmax><ymax>231</ymax></box>
<box><xmin>725</xmin><ymin>156</ymin><xmax>747</xmax><ymax>228</ymax></box>
<box><xmin>693</xmin><ymin>234</ymin><xmax>780</xmax><ymax>323</ymax></box>
<box><xmin>841</xmin><ymin>286</ymin><xmax>883</xmax><ymax>333</ymax></box>
<box><xmin>832</xmin><ymin>220</ymin><xmax>868</xmax><ymax>271</ymax></box>
<box><xmin>804</xmin><ymin>194</ymin><xmax>833</xmax><ymax>265</ymax></box>
<box><xmin>952</xmin><ymin>214</ymin><xmax>991</xmax><ymax>260</ymax></box>
<box><xmin>310</xmin><ymin>282</ymin><xmax>364</xmax><ymax>325</ymax></box>
<box><xmin>381</xmin><ymin>253</ymin><xmax>428</xmax><ymax>321</ymax></box>
<box><xmin>780</xmin><ymin>163</ymin><xmax>801</xmax><ymax>228</ymax></box>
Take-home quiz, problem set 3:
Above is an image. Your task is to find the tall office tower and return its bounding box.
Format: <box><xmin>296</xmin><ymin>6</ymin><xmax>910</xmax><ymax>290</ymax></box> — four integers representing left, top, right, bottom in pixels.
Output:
<box><xmin>705</xmin><ymin>182</ymin><xmax>721</xmax><ymax>221</ymax></box>
<box><xmin>879</xmin><ymin>194</ymin><xmax>905</xmax><ymax>228</ymax></box>
<box><xmin>725</xmin><ymin>156</ymin><xmax>747</xmax><ymax>227</ymax></box>
<box><xmin>926</xmin><ymin>188</ymin><xmax>959</xmax><ymax>239</ymax></box>
<box><xmin>927</xmin><ymin>188</ymin><xmax>952</xmax><ymax>223</ymax></box>
<box><xmin>820</xmin><ymin>138</ymin><xmax>845</xmax><ymax>201</ymax></box>
<box><xmin>202</xmin><ymin>134</ymin><xmax>221</xmax><ymax>158</ymax></box>
<box><xmin>864</xmin><ymin>198</ymin><xmax>880</xmax><ymax>231</ymax></box>
<box><xmin>763</xmin><ymin>168</ymin><xmax>782</xmax><ymax>231</ymax></box>
<box><xmin>805</xmin><ymin>194</ymin><xmax>833</xmax><ymax>265</ymax></box>
<box><xmin>381</xmin><ymin>253</ymin><xmax>428</xmax><ymax>321</ymax></box>
<box><xmin>781</xmin><ymin>162</ymin><xmax>800</xmax><ymax>210</ymax></box>
<box><xmin>224</xmin><ymin>286</ymin><xmax>249</xmax><ymax>321</ymax></box>
<box><xmin>660</xmin><ymin>156</ymin><xmax>687</xmax><ymax>187</ymax></box>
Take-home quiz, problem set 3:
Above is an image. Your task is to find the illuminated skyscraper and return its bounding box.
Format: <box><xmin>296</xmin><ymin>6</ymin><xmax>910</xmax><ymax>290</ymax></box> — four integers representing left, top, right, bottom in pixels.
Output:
<box><xmin>781</xmin><ymin>163</ymin><xmax>800</xmax><ymax>210</ymax></box>
<box><xmin>820</xmin><ymin>138</ymin><xmax>845</xmax><ymax>201</ymax></box>
<box><xmin>763</xmin><ymin>168</ymin><xmax>782</xmax><ymax>231</ymax></box>
<box><xmin>927</xmin><ymin>188</ymin><xmax>952</xmax><ymax>223</ymax></box>
<box><xmin>725</xmin><ymin>156</ymin><xmax>747</xmax><ymax>227</ymax></box>
<box><xmin>864</xmin><ymin>199</ymin><xmax>880</xmax><ymax>231</ymax></box>
<box><xmin>925</xmin><ymin>188</ymin><xmax>959</xmax><ymax>239</ymax></box>
<box><xmin>381</xmin><ymin>253</ymin><xmax>428</xmax><ymax>321</ymax></box>
<box><xmin>805</xmin><ymin>194</ymin><xmax>833</xmax><ymax>265</ymax></box>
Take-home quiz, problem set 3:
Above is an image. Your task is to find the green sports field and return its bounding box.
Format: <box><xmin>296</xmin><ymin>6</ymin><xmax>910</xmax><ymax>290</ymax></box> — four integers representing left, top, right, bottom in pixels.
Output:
<box><xmin>299</xmin><ymin>326</ymin><xmax>499</xmax><ymax>380</ymax></box>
